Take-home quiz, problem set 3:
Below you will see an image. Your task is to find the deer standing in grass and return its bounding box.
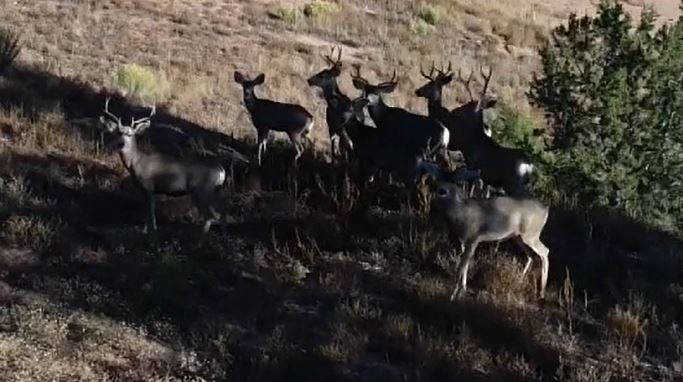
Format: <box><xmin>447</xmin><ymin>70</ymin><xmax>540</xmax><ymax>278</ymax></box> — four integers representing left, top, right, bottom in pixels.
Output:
<box><xmin>99</xmin><ymin>98</ymin><xmax>249</xmax><ymax>233</ymax></box>
<box><xmin>450</xmin><ymin>67</ymin><xmax>534</xmax><ymax>196</ymax></box>
<box><xmin>350</xmin><ymin>65</ymin><xmax>450</xmax><ymax>181</ymax></box>
<box><xmin>234</xmin><ymin>71</ymin><xmax>314</xmax><ymax>166</ymax></box>
<box><xmin>434</xmin><ymin>182</ymin><xmax>550</xmax><ymax>300</ymax></box>
<box><xmin>307</xmin><ymin>46</ymin><xmax>356</xmax><ymax>160</ymax></box>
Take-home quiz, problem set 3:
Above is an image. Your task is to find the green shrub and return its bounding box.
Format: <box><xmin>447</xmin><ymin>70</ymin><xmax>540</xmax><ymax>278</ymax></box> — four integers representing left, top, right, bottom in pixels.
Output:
<box><xmin>528</xmin><ymin>1</ymin><xmax>683</xmax><ymax>230</ymax></box>
<box><xmin>417</xmin><ymin>2</ymin><xmax>444</xmax><ymax>26</ymax></box>
<box><xmin>304</xmin><ymin>1</ymin><xmax>340</xmax><ymax>22</ymax></box>
<box><xmin>410</xmin><ymin>19</ymin><xmax>434</xmax><ymax>36</ymax></box>
<box><xmin>112</xmin><ymin>64</ymin><xmax>170</xmax><ymax>104</ymax></box>
<box><xmin>0</xmin><ymin>26</ymin><xmax>20</xmax><ymax>75</ymax></box>
<box><xmin>275</xmin><ymin>4</ymin><xmax>303</xmax><ymax>26</ymax></box>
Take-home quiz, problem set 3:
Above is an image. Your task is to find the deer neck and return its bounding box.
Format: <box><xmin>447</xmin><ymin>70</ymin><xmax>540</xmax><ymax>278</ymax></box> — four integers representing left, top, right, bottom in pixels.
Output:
<box><xmin>118</xmin><ymin>135</ymin><xmax>141</xmax><ymax>171</ymax></box>
<box><xmin>242</xmin><ymin>89</ymin><xmax>259</xmax><ymax>112</ymax></box>
<box><xmin>322</xmin><ymin>82</ymin><xmax>343</xmax><ymax>102</ymax></box>
<box><xmin>427</xmin><ymin>97</ymin><xmax>449</xmax><ymax>120</ymax></box>
<box><xmin>368</xmin><ymin>96</ymin><xmax>389</xmax><ymax>125</ymax></box>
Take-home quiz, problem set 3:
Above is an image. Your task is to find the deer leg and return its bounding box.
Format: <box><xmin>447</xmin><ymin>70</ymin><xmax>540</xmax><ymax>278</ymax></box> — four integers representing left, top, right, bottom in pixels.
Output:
<box><xmin>330</xmin><ymin>134</ymin><xmax>340</xmax><ymax>157</ymax></box>
<box><xmin>257</xmin><ymin>130</ymin><xmax>268</xmax><ymax>167</ymax></box>
<box><xmin>451</xmin><ymin>238</ymin><xmax>479</xmax><ymax>301</ymax></box>
<box><xmin>193</xmin><ymin>189</ymin><xmax>222</xmax><ymax>233</ymax></box>
<box><xmin>145</xmin><ymin>191</ymin><xmax>157</xmax><ymax>232</ymax></box>
<box><xmin>289</xmin><ymin>132</ymin><xmax>303</xmax><ymax>166</ymax></box>
<box><xmin>519</xmin><ymin>236</ymin><xmax>550</xmax><ymax>299</ymax></box>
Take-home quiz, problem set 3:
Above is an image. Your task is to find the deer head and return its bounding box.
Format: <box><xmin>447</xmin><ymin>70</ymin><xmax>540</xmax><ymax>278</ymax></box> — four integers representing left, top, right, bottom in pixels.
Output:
<box><xmin>351</xmin><ymin>64</ymin><xmax>398</xmax><ymax>106</ymax></box>
<box><xmin>99</xmin><ymin>97</ymin><xmax>156</xmax><ymax>149</ymax></box>
<box><xmin>307</xmin><ymin>46</ymin><xmax>343</xmax><ymax>89</ymax></box>
<box><xmin>234</xmin><ymin>71</ymin><xmax>265</xmax><ymax>104</ymax></box>
<box><xmin>452</xmin><ymin>66</ymin><xmax>496</xmax><ymax>137</ymax></box>
<box><xmin>415</xmin><ymin>61</ymin><xmax>453</xmax><ymax>101</ymax></box>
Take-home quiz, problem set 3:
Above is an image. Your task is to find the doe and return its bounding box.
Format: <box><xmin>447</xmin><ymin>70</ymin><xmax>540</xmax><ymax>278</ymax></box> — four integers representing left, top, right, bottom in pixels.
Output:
<box><xmin>434</xmin><ymin>182</ymin><xmax>550</xmax><ymax>300</ymax></box>
<box><xmin>235</xmin><ymin>71</ymin><xmax>314</xmax><ymax>166</ymax></box>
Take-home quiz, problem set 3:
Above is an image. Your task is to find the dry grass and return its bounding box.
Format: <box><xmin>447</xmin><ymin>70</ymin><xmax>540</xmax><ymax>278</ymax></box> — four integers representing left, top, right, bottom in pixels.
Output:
<box><xmin>0</xmin><ymin>0</ymin><xmax>680</xmax><ymax>380</ymax></box>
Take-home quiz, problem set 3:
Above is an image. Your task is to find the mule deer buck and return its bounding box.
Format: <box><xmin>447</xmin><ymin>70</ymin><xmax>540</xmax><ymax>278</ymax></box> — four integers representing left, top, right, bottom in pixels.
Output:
<box><xmin>234</xmin><ymin>71</ymin><xmax>314</xmax><ymax>166</ymax></box>
<box><xmin>99</xmin><ymin>98</ymin><xmax>249</xmax><ymax>233</ymax></box>
<box><xmin>434</xmin><ymin>182</ymin><xmax>550</xmax><ymax>300</ymax></box>
<box><xmin>450</xmin><ymin>66</ymin><xmax>534</xmax><ymax>195</ymax></box>
<box><xmin>307</xmin><ymin>46</ymin><xmax>356</xmax><ymax>160</ymax></box>
<box><xmin>415</xmin><ymin>61</ymin><xmax>460</xmax><ymax>149</ymax></box>
<box><xmin>350</xmin><ymin>65</ymin><xmax>450</xmax><ymax>170</ymax></box>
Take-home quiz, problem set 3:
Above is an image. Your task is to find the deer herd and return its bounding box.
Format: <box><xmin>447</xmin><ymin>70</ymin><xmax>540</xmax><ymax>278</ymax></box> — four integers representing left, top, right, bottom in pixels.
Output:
<box><xmin>97</xmin><ymin>46</ymin><xmax>551</xmax><ymax>300</ymax></box>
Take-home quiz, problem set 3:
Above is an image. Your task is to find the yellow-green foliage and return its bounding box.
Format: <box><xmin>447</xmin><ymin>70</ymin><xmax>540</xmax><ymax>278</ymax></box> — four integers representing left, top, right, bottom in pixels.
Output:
<box><xmin>275</xmin><ymin>4</ymin><xmax>303</xmax><ymax>26</ymax></box>
<box><xmin>410</xmin><ymin>19</ymin><xmax>434</xmax><ymax>36</ymax></box>
<box><xmin>418</xmin><ymin>2</ymin><xmax>444</xmax><ymax>25</ymax></box>
<box><xmin>112</xmin><ymin>63</ymin><xmax>169</xmax><ymax>104</ymax></box>
<box><xmin>304</xmin><ymin>1</ymin><xmax>341</xmax><ymax>22</ymax></box>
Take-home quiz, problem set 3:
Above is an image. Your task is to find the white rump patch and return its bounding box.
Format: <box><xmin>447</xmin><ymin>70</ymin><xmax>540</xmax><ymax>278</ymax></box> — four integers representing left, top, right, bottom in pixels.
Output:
<box><xmin>441</xmin><ymin>126</ymin><xmax>450</xmax><ymax>147</ymax></box>
<box><xmin>517</xmin><ymin>162</ymin><xmax>534</xmax><ymax>177</ymax></box>
<box><xmin>484</xmin><ymin>126</ymin><xmax>492</xmax><ymax>137</ymax></box>
<box><xmin>217</xmin><ymin>167</ymin><xmax>227</xmax><ymax>187</ymax></box>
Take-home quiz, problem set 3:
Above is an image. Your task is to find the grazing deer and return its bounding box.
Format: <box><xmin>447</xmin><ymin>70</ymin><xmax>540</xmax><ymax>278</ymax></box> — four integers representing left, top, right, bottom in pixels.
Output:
<box><xmin>350</xmin><ymin>65</ymin><xmax>450</xmax><ymax>169</ymax></box>
<box><xmin>307</xmin><ymin>46</ymin><xmax>356</xmax><ymax>159</ymax></box>
<box><xmin>434</xmin><ymin>182</ymin><xmax>550</xmax><ymax>300</ymax></box>
<box><xmin>450</xmin><ymin>67</ymin><xmax>534</xmax><ymax>195</ymax></box>
<box><xmin>99</xmin><ymin>98</ymin><xmax>249</xmax><ymax>233</ymax></box>
<box><xmin>234</xmin><ymin>71</ymin><xmax>314</xmax><ymax>166</ymax></box>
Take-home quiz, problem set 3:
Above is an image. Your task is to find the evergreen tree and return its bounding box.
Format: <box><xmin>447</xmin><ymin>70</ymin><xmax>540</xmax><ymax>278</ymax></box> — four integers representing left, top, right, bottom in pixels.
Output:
<box><xmin>528</xmin><ymin>1</ymin><xmax>682</xmax><ymax>230</ymax></box>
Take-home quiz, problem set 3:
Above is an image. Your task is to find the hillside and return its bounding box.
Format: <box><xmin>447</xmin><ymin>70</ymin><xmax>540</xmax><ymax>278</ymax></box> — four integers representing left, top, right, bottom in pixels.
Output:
<box><xmin>0</xmin><ymin>0</ymin><xmax>682</xmax><ymax>381</ymax></box>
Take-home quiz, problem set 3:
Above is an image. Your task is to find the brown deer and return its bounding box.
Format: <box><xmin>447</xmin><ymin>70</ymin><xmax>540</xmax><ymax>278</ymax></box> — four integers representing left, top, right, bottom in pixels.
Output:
<box><xmin>234</xmin><ymin>71</ymin><xmax>314</xmax><ymax>166</ymax></box>
<box><xmin>99</xmin><ymin>98</ymin><xmax>249</xmax><ymax>233</ymax></box>
<box><xmin>434</xmin><ymin>182</ymin><xmax>550</xmax><ymax>300</ymax></box>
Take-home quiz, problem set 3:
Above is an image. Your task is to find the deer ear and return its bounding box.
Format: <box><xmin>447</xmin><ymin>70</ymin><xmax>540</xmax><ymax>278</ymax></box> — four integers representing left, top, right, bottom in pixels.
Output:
<box><xmin>441</xmin><ymin>73</ymin><xmax>453</xmax><ymax>84</ymax></box>
<box><xmin>484</xmin><ymin>98</ymin><xmax>497</xmax><ymax>109</ymax></box>
<box><xmin>352</xmin><ymin>79</ymin><xmax>366</xmax><ymax>90</ymax></box>
<box><xmin>253</xmin><ymin>73</ymin><xmax>265</xmax><ymax>85</ymax></box>
<box><xmin>234</xmin><ymin>71</ymin><xmax>245</xmax><ymax>84</ymax></box>
<box><xmin>330</xmin><ymin>65</ymin><xmax>341</xmax><ymax>77</ymax></box>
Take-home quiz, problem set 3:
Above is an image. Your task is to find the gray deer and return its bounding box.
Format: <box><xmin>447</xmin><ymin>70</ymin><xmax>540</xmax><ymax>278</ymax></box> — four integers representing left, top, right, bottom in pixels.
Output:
<box><xmin>235</xmin><ymin>71</ymin><xmax>314</xmax><ymax>166</ymax></box>
<box><xmin>434</xmin><ymin>182</ymin><xmax>550</xmax><ymax>300</ymax></box>
<box><xmin>99</xmin><ymin>98</ymin><xmax>249</xmax><ymax>233</ymax></box>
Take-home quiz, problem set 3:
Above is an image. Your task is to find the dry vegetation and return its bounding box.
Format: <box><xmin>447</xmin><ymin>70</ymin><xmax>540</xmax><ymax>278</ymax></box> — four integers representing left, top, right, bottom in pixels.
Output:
<box><xmin>0</xmin><ymin>0</ymin><xmax>681</xmax><ymax>381</ymax></box>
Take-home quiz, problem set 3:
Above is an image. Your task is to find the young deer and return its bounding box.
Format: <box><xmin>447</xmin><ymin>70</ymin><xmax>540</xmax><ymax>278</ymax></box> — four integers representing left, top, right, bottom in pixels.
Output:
<box><xmin>307</xmin><ymin>46</ymin><xmax>355</xmax><ymax>159</ymax></box>
<box><xmin>234</xmin><ymin>71</ymin><xmax>314</xmax><ymax>166</ymax></box>
<box><xmin>99</xmin><ymin>98</ymin><xmax>249</xmax><ymax>233</ymax></box>
<box><xmin>434</xmin><ymin>182</ymin><xmax>550</xmax><ymax>300</ymax></box>
<box><xmin>451</xmin><ymin>67</ymin><xmax>534</xmax><ymax>195</ymax></box>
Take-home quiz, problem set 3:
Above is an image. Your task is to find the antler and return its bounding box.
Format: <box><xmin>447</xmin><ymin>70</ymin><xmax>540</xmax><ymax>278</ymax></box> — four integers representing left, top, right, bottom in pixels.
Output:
<box><xmin>420</xmin><ymin>61</ymin><xmax>436</xmax><ymax>81</ymax></box>
<box><xmin>130</xmin><ymin>105</ymin><xmax>156</xmax><ymax>134</ymax></box>
<box><xmin>323</xmin><ymin>46</ymin><xmax>342</xmax><ymax>68</ymax></box>
<box><xmin>436</xmin><ymin>61</ymin><xmax>452</xmax><ymax>78</ymax></box>
<box><xmin>103</xmin><ymin>97</ymin><xmax>122</xmax><ymax>126</ymax></box>
<box><xmin>378</xmin><ymin>69</ymin><xmax>397</xmax><ymax>87</ymax></box>
<box><xmin>477</xmin><ymin>66</ymin><xmax>493</xmax><ymax>110</ymax></box>
<box><xmin>457</xmin><ymin>69</ymin><xmax>475</xmax><ymax>101</ymax></box>
<box><xmin>351</xmin><ymin>64</ymin><xmax>368</xmax><ymax>85</ymax></box>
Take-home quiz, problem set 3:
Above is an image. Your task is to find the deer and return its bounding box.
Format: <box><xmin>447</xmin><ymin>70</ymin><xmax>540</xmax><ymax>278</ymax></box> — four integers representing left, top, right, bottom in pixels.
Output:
<box><xmin>433</xmin><ymin>181</ymin><xmax>550</xmax><ymax>300</ymax></box>
<box><xmin>414</xmin><ymin>61</ymin><xmax>461</xmax><ymax>148</ymax></box>
<box><xmin>350</xmin><ymin>65</ymin><xmax>451</xmax><ymax>176</ymax></box>
<box><xmin>449</xmin><ymin>66</ymin><xmax>534</xmax><ymax>196</ymax></box>
<box><xmin>306</xmin><ymin>46</ymin><xmax>356</xmax><ymax>160</ymax></box>
<box><xmin>98</xmin><ymin>98</ymin><xmax>250</xmax><ymax>233</ymax></box>
<box><xmin>234</xmin><ymin>71</ymin><xmax>314</xmax><ymax>166</ymax></box>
